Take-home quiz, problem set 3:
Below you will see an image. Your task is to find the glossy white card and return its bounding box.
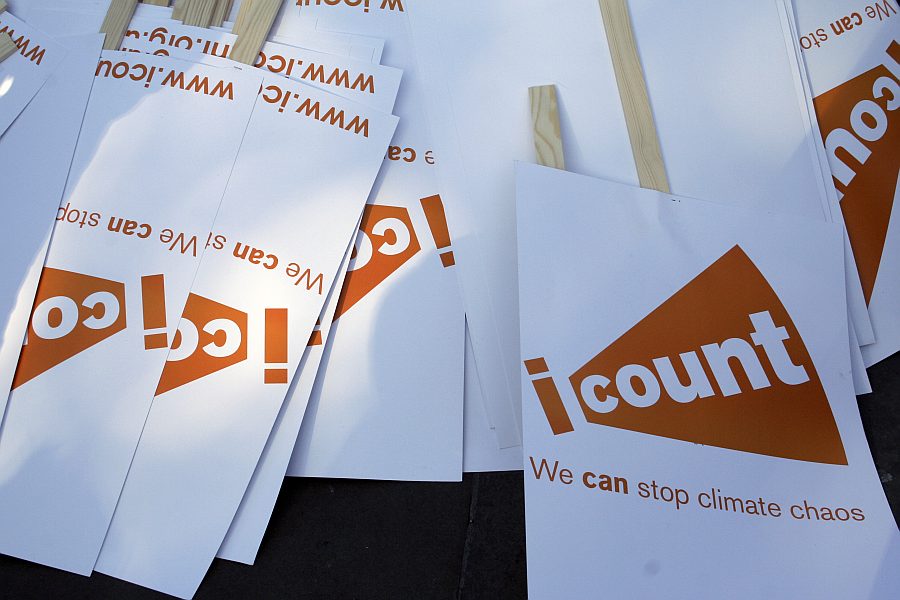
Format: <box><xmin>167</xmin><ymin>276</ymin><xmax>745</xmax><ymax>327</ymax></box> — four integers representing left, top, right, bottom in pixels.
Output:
<box><xmin>517</xmin><ymin>163</ymin><xmax>899</xmax><ymax>599</ymax></box>
<box><xmin>273</xmin><ymin>1</ymin><xmax>467</xmax><ymax>483</ymax></box>
<box><xmin>94</xmin><ymin>74</ymin><xmax>397</xmax><ymax>599</ymax></box>
<box><xmin>0</xmin><ymin>51</ymin><xmax>260</xmax><ymax>575</ymax></box>
<box><xmin>0</xmin><ymin>34</ymin><xmax>103</xmax><ymax>420</ymax></box>
<box><xmin>409</xmin><ymin>0</ymin><xmax>850</xmax><ymax>450</ymax></box>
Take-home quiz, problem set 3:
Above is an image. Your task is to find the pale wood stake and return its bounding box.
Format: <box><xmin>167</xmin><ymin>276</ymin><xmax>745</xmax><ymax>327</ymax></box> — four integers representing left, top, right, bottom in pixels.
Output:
<box><xmin>598</xmin><ymin>0</ymin><xmax>669</xmax><ymax>193</ymax></box>
<box><xmin>183</xmin><ymin>0</ymin><xmax>218</xmax><ymax>27</ymax></box>
<box><xmin>229</xmin><ymin>0</ymin><xmax>280</xmax><ymax>64</ymax></box>
<box><xmin>100</xmin><ymin>0</ymin><xmax>139</xmax><ymax>50</ymax></box>
<box><xmin>172</xmin><ymin>0</ymin><xmax>189</xmax><ymax>21</ymax></box>
<box><xmin>529</xmin><ymin>85</ymin><xmax>566</xmax><ymax>170</ymax></box>
<box><xmin>211</xmin><ymin>0</ymin><xmax>234</xmax><ymax>27</ymax></box>
<box><xmin>0</xmin><ymin>32</ymin><xmax>15</xmax><ymax>63</ymax></box>
<box><xmin>231</xmin><ymin>0</ymin><xmax>255</xmax><ymax>36</ymax></box>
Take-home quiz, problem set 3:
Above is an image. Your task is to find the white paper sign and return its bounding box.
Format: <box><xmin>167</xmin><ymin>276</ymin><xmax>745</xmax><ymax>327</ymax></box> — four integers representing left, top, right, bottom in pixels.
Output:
<box><xmin>0</xmin><ymin>34</ymin><xmax>103</xmax><ymax>420</ymax></box>
<box><xmin>272</xmin><ymin>1</ymin><xmax>467</xmax><ymax>483</ymax></box>
<box><xmin>0</xmin><ymin>51</ymin><xmax>260</xmax><ymax>575</ymax></box>
<box><xmin>408</xmin><ymin>0</ymin><xmax>856</xmax><ymax>450</ymax></box>
<box><xmin>0</xmin><ymin>12</ymin><xmax>65</xmax><ymax>136</ymax></box>
<box><xmin>788</xmin><ymin>0</ymin><xmax>900</xmax><ymax>367</ymax></box>
<box><xmin>517</xmin><ymin>163</ymin><xmax>900</xmax><ymax>598</ymax></box>
<box><xmin>217</xmin><ymin>231</ymin><xmax>356</xmax><ymax>565</ymax></box>
<box><xmin>128</xmin><ymin>25</ymin><xmax>406</xmax><ymax>565</ymax></box>
<box><xmin>94</xmin><ymin>75</ymin><xmax>398</xmax><ymax>599</ymax></box>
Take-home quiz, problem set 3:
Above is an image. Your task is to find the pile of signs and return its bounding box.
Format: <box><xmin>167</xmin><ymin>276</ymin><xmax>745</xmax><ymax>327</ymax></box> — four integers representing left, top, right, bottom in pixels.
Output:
<box><xmin>0</xmin><ymin>0</ymin><xmax>897</xmax><ymax>597</ymax></box>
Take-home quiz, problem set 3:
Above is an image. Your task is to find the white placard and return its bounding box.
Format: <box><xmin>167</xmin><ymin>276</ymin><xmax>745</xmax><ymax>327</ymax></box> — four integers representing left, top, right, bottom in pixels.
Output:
<box><xmin>0</xmin><ymin>51</ymin><xmax>261</xmax><ymax>575</ymax></box>
<box><xmin>788</xmin><ymin>0</ymin><xmax>900</xmax><ymax>367</ymax></box>
<box><xmin>517</xmin><ymin>162</ymin><xmax>900</xmax><ymax>598</ymax></box>
<box><xmin>217</xmin><ymin>230</ymin><xmax>356</xmax><ymax>565</ymax></box>
<box><xmin>94</xmin><ymin>74</ymin><xmax>398</xmax><ymax>599</ymax></box>
<box><xmin>272</xmin><ymin>1</ymin><xmax>467</xmax><ymax>483</ymax></box>
<box><xmin>0</xmin><ymin>34</ymin><xmax>103</xmax><ymax>420</ymax></box>
<box><xmin>408</xmin><ymin>0</ymin><xmax>856</xmax><ymax>450</ymax></box>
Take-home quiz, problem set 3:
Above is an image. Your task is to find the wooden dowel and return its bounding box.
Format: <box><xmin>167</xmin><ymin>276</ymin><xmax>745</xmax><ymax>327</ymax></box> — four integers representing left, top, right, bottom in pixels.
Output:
<box><xmin>0</xmin><ymin>32</ymin><xmax>16</xmax><ymax>63</ymax></box>
<box><xmin>529</xmin><ymin>85</ymin><xmax>566</xmax><ymax>170</ymax></box>
<box><xmin>229</xmin><ymin>0</ymin><xmax>280</xmax><ymax>64</ymax></box>
<box><xmin>598</xmin><ymin>0</ymin><xmax>669</xmax><ymax>193</ymax></box>
<box><xmin>100</xmin><ymin>0</ymin><xmax>138</xmax><ymax>50</ymax></box>
<box><xmin>182</xmin><ymin>0</ymin><xmax>218</xmax><ymax>27</ymax></box>
<box><xmin>231</xmin><ymin>0</ymin><xmax>254</xmax><ymax>36</ymax></box>
<box><xmin>172</xmin><ymin>0</ymin><xmax>188</xmax><ymax>21</ymax></box>
<box><xmin>211</xmin><ymin>0</ymin><xmax>234</xmax><ymax>27</ymax></box>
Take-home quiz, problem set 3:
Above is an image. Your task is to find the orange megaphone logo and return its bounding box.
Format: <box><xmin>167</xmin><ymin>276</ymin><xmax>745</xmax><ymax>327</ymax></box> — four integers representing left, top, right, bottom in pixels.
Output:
<box><xmin>815</xmin><ymin>39</ymin><xmax>899</xmax><ymax>304</ymax></box>
<box><xmin>13</xmin><ymin>268</ymin><xmax>127</xmax><ymax>389</ymax></box>
<box><xmin>155</xmin><ymin>293</ymin><xmax>249</xmax><ymax>395</ymax></box>
<box><xmin>334</xmin><ymin>203</ymin><xmax>422</xmax><ymax>319</ymax></box>
<box><xmin>525</xmin><ymin>245</ymin><xmax>847</xmax><ymax>465</ymax></box>
<box><xmin>335</xmin><ymin>195</ymin><xmax>457</xmax><ymax>320</ymax></box>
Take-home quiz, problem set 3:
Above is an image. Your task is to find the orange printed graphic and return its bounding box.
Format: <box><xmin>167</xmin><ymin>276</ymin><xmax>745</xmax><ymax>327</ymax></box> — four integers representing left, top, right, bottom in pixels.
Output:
<box><xmin>535</xmin><ymin>246</ymin><xmax>845</xmax><ymax>465</ymax></box>
<box><xmin>264</xmin><ymin>308</ymin><xmax>289</xmax><ymax>384</ymax></box>
<box><xmin>420</xmin><ymin>195</ymin><xmax>456</xmax><ymax>268</ymax></box>
<box><xmin>335</xmin><ymin>204</ymin><xmax>421</xmax><ymax>319</ymax></box>
<box><xmin>524</xmin><ymin>357</ymin><xmax>575</xmax><ymax>435</ymax></box>
<box><xmin>814</xmin><ymin>40</ymin><xmax>899</xmax><ymax>304</ymax></box>
<box><xmin>13</xmin><ymin>268</ymin><xmax>127</xmax><ymax>389</ymax></box>
<box><xmin>332</xmin><ymin>197</ymin><xmax>457</xmax><ymax>320</ymax></box>
<box><xmin>308</xmin><ymin>319</ymin><xmax>323</xmax><ymax>346</ymax></box>
<box><xmin>141</xmin><ymin>274</ymin><xmax>168</xmax><ymax>350</ymax></box>
<box><xmin>155</xmin><ymin>293</ymin><xmax>248</xmax><ymax>396</ymax></box>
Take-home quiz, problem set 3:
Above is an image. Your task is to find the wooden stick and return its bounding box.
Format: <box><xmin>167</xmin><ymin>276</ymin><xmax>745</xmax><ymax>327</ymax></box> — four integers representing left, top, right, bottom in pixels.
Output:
<box><xmin>172</xmin><ymin>0</ymin><xmax>188</xmax><ymax>21</ymax></box>
<box><xmin>229</xmin><ymin>0</ymin><xmax>279</xmax><ymax>64</ymax></box>
<box><xmin>598</xmin><ymin>0</ymin><xmax>669</xmax><ymax>193</ymax></box>
<box><xmin>182</xmin><ymin>0</ymin><xmax>218</xmax><ymax>27</ymax></box>
<box><xmin>0</xmin><ymin>32</ymin><xmax>15</xmax><ymax>63</ymax></box>
<box><xmin>141</xmin><ymin>0</ymin><xmax>170</xmax><ymax>6</ymax></box>
<box><xmin>529</xmin><ymin>85</ymin><xmax>566</xmax><ymax>170</ymax></box>
<box><xmin>231</xmin><ymin>0</ymin><xmax>254</xmax><ymax>36</ymax></box>
<box><xmin>100</xmin><ymin>0</ymin><xmax>138</xmax><ymax>50</ymax></box>
<box><xmin>211</xmin><ymin>0</ymin><xmax>234</xmax><ymax>27</ymax></box>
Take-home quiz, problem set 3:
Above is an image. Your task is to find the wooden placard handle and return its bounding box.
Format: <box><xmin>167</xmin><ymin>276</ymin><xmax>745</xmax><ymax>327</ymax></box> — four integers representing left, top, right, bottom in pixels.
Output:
<box><xmin>598</xmin><ymin>0</ymin><xmax>669</xmax><ymax>193</ymax></box>
<box><xmin>0</xmin><ymin>32</ymin><xmax>15</xmax><ymax>63</ymax></box>
<box><xmin>211</xmin><ymin>0</ymin><xmax>234</xmax><ymax>27</ymax></box>
<box><xmin>182</xmin><ymin>0</ymin><xmax>218</xmax><ymax>27</ymax></box>
<box><xmin>229</xmin><ymin>0</ymin><xmax>280</xmax><ymax>64</ymax></box>
<box><xmin>172</xmin><ymin>0</ymin><xmax>188</xmax><ymax>21</ymax></box>
<box><xmin>140</xmin><ymin>0</ymin><xmax>170</xmax><ymax>6</ymax></box>
<box><xmin>100</xmin><ymin>0</ymin><xmax>138</xmax><ymax>50</ymax></box>
<box><xmin>0</xmin><ymin>0</ymin><xmax>11</xmax><ymax>63</ymax></box>
<box><xmin>231</xmin><ymin>0</ymin><xmax>254</xmax><ymax>36</ymax></box>
<box><xmin>529</xmin><ymin>85</ymin><xmax>566</xmax><ymax>170</ymax></box>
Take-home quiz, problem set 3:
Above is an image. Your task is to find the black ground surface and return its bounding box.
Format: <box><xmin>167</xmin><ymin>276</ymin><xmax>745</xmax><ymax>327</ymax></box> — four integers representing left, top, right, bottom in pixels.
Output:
<box><xmin>0</xmin><ymin>352</ymin><xmax>897</xmax><ymax>599</ymax></box>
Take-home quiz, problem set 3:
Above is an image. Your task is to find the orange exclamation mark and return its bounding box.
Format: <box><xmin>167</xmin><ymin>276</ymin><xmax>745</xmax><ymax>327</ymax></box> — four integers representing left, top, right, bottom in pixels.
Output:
<box><xmin>420</xmin><ymin>195</ymin><xmax>455</xmax><ymax>268</ymax></box>
<box><xmin>264</xmin><ymin>308</ymin><xmax>289</xmax><ymax>384</ymax></box>
<box><xmin>141</xmin><ymin>274</ymin><xmax>168</xmax><ymax>350</ymax></box>
<box><xmin>307</xmin><ymin>319</ymin><xmax>323</xmax><ymax>346</ymax></box>
<box><xmin>524</xmin><ymin>358</ymin><xmax>575</xmax><ymax>435</ymax></box>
